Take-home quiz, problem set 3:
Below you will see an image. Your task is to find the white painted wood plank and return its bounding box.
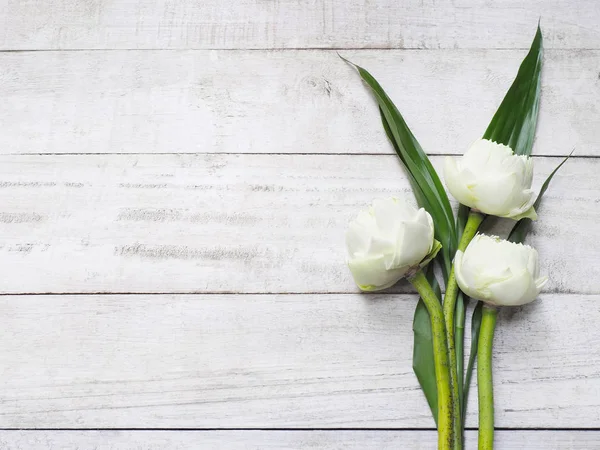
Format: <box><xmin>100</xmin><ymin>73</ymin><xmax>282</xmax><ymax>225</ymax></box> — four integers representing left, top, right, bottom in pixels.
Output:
<box><xmin>2</xmin><ymin>431</ymin><xmax>599</xmax><ymax>450</ymax></box>
<box><xmin>1</xmin><ymin>1</ymin><xmax>599</xmax><ymax>50</ymax></box>
<box><xmin>2</xmin><ymin>50</ymin><xmax>597</xmax><ymax>157</ymax></box>
<box><xmin>0</xmin><ymin>154</ymin><xmax>592</xmax><ymax>294</ymax></box>
<box><xmin>0</xmin><ymin>294</ymin><xmax>598</xmax><ymax>427</ymax></box>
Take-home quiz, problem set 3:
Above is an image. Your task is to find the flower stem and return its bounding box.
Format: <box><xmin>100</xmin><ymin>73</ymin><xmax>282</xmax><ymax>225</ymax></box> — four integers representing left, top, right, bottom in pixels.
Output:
<box><xmin>409</xmin><ymin>269</ymin><xmax>453</xmax><ymax>450</ymax></box>
<box><xmin>444</xmin><ymin>210</ymin><xmax>484</xmax><ymax>449</ymax></box>
<box><xmin>478</xmin><ymin>305</ymin><xmax>498</xmax><ymax>450</ymax></box>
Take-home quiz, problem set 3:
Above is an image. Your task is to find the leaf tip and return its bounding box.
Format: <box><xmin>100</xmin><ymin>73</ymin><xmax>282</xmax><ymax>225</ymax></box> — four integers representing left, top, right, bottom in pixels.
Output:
<box><xmin>337</xmin><ymin>52</ymin><xmax>357</xmax><ymax>69</ymax></box>
<box><xmin>535</xmin><ymin>20</ymin><xmax>544</xmax><ymax>48</ymax></box>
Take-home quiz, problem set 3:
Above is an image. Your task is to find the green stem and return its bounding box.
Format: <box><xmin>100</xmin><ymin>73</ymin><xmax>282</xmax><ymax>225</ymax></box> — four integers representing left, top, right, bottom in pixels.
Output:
<box><xmin>443</xmin><ymin>210</ymin><xmax>484</xmax><ymax>449</ymax></box>
<box><xmin>478</xmin><ymin>305</ymin><xmax>498</xmax><ymax>450</ymax></box>
<box><xmin>409</xmin><ymin>270</ymin><xmax>453</xmax><ymax>450</ymax></box>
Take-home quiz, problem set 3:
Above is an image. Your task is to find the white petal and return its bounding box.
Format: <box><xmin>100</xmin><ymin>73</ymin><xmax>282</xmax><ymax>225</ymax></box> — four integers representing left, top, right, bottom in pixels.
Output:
<box><xmin>506</xmin><ymin>189</ymin><xmax>537</xmax><ymax>219</ymax></box>
<box><xmin>395</xmin><ymin>219</ymin><xmax>434</xmax><ymax>267</ymax></box>
<box><xmin>526</xmin><ymin>246</ymin><xmax>540</xmax><ymax>277</ymax></box>
<box><xmin>348</xmin><ymin>255</ymin><xmax>408</xmax><ymax>291</ymax></box>
<box><xmin>391</xmin><ymin>196</ymin><xmax>419</xmax><ymax>218</ymax></box>
<box><xmin>456</xmin><ymin>234</ymin><xmax>547</xmax><ymax>307</ymax></box>
<box><xmin>345</xmin><ymin>196</ymin><xmax>435</xmax><ymax>288</ymax></box>
<box><xmin>372</xmin><ymin>198</ymin><xmax>400</xmax><ymax>235</ymax></box>
<box><xmin>463</xmin><ymin>140</ymin><xmax>514</xmax><ymax>172</ymax></box>
<box><xmin>522</xmin><ymin>155</ymin><xmax>535</xmax><ymax>186</ymax></box>
<box><xmin>346</xmin><ymin>221</ymin><xmax>370</xmax><ymax>255</ymax></box>
<box><xmin>453</xmin><ymin>139</ymin><xmax>539</xmax><ymax>218</ymax></box>
<box><xmin>366</xmin><ymin>234</ymin><xmax>395</xmax><ymax>257</ymax></box>
<box><xmin>470</xmin><ymin>172</ymin><xmax>518</xmax><ymax>215</ymax></box>
<box><xmin>454</xmin><ymin>250</ymin><xmax>490</xmax><ymax>301</ymax></box>
<box><xmin>416</xmin><ymin>208</ymin><xmax>435</xmax><ymax>236</ymax></box>
<box><xmin>535</xmin><ymin>276</ymin><xmax>549</xmax><ymax>291</ymax></box>
<box><xmin>486</xmin><ymin>268</ymin><xmax>538</xmax><ymax>306</ymax></box>
<box><xmin>444</xmin><ymin>157</ymin><xmax>476</xmax><ymax>207</ymax></box>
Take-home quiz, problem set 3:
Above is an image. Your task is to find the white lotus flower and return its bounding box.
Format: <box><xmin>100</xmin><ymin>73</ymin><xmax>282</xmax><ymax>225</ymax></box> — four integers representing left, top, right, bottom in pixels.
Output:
<box><xmin>454</xmin><ymin>234</ymin><xmax>548</xmax><ymax>306</ymax></box>
<box><xmin>346</xmin><ymin>197</ymin><xmax>439</xmax><ymax>291</ymax></box>
<box><xmin>444</xmin><ymin>139</ymin><xmax>537</xmax><ymax>220</ymax></box>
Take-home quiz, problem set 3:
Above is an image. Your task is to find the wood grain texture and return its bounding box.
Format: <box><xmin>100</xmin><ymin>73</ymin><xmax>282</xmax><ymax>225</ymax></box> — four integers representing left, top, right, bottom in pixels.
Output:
<box><xmin>2</xmin><ymin>0</ymin><xmax>598</xmax><ymax>440</ymax></box>
<box><xmin>1</xmin><ymin>50</ymin><xmax>598</xmax><ymax>156</ymax></box>
<box><xmin>1</xmin><ymin>1</ymin><xmax>599</xmax><ymax>50</ymax></box>
<box><xmin>0</xmin><ymin>154</ymin><xmax>591</xmax><ymax>294</ymax></box>
<box><xmin>1</xmin><ymin>293</ymin><xmax>599</xmax><ymax>428</ymax></box>
<box><xmin>2</xmin><ymin>431</ymin><xmax>599</xmax><ymax>449</ymax></box>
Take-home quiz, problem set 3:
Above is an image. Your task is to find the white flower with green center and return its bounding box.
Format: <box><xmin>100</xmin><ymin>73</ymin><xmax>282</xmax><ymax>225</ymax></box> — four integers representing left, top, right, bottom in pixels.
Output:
<box><xmin>444</xmin><ymin>139</ymin><xmax>537</xmax><ymax>219</ymax></box>
<box><xmin>454</xmin><ymin>234</ymin><xmax>548</xmax><ymax>306</ymax></box>
<box><xmin>346</xmin><ymin>197</ymin><xmax>440</xmax><ymax>291</ymax></box>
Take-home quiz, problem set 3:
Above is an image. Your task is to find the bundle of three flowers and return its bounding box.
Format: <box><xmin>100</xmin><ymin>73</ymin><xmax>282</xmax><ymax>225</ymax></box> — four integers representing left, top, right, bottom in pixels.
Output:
<box><xmin>341</xmin><ymin>26</ymin><xmax>568</xmax><ymax>450</ymax></box>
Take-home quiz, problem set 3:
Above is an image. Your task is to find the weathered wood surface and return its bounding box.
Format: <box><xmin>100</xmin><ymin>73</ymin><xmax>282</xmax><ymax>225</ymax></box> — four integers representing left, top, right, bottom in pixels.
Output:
<box><xmin>1</xmin><ymin>294</ymin><xmax>598</xmax><ymax>428</ymax></box>
<box><xmin>1</xmin><ymin>0</ymin><xmax>599</xmax><ymax>50</ymax></box>
<box><xmin>2</xmin><ymin>431</ymin><xmax>599</xmax><ymax>449</ymax></box>
<box><xmin>1</xmin><ymin>50</ymin><xmax>598</xmax><ymax>156</ymax></box>
<box><xmin>1</xmin><ymin>0</ymin><xmax>598</xmax><ymax>444</ymax></box>
<box><xmin>0</xmin><ymin>154</ymin><xmax>589</xmax><ymax>294</ymax></box>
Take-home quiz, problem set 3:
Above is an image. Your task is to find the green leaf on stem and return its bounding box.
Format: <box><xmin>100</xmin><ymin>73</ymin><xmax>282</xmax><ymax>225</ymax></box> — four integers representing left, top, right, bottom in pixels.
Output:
<box><xmin>340</xmin><ymin>55</ymin><xmax>457</xmax><ymax>422</ymax></box>
<box><xmin>508</xmin><ymin>151</ymin><xmax>572</xmax><ymax>243</ymax></box>
<box><xmin>412</xmin><ymin>263</ymin><xmax>442</xmax><ymax>424</ymax></box>
<box><xmin>483</xmin><ymin>25</ymin><xmax>543</xmax><ymax>156</ymax></box>
<box><xmin>454</xmin><ymin>203</ymin><xmax>471</xmax><ymax>411</ymax></box>
<box><xmin>341</xmin><ymin>57</ymin><xmax>457</xmax><ymax>271</ymax></box>
<box><xmin>462</xmin><ymin>301</ymin><xmax>483</xmax><ymax>417</ymax></box>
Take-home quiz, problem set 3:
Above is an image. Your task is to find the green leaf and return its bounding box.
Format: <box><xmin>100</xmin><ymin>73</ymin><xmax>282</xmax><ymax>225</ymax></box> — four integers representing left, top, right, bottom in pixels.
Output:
<box><xmin>453</xmin><ymin>203</ymin><xmax>471</xmax><ymax>421</ymax></box>
<box><xmin>379</xmin><ymin>108</ymin><xmax>430</xmax><ymax>211</ymax></box>
<box><xmin>462</xmin><ymin>301</ymin><xmax>483</xmax><ymax>417</ymax></box>
<box><xmin>454</xmin><ymin>204</ymin><xmax>471</xmax><ymax>410</ymax></box>
<box><xmin>341</xmin><ymin>57</ymin><xmax>457</xmax><ymax>272</ymax></box>
<box><xmin>412</xmin><ymin>262</ymin><xmax>442</xmax><ymax>424</ymax></box>
<box><xmin>483</xmin><ymin>25</ymin><xmax>543</xmax><ymax>156</ymax></box>
<box><xmin>508</xmin><ymin>151</ymin><xmax>572</xmax><ymax>243</ymax></box>
<box><xmin>419</xmin><ymin>239</ymin><xmax>442</xmax><ymax>268</ymax></box>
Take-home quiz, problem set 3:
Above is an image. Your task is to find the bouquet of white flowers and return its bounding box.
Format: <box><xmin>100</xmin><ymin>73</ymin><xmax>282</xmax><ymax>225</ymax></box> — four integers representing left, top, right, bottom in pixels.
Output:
<box><xmin>342</xmin><ymin>26</ymin><xmax>570</xmax><ymax>450</ymax></box>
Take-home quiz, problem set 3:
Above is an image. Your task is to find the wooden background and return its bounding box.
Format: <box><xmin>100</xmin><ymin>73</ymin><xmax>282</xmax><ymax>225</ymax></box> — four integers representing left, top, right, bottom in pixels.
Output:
<box><xmin>1</xmin><ymin>1</ymin><xmax>599</xmax><ymax>448</ymax></box>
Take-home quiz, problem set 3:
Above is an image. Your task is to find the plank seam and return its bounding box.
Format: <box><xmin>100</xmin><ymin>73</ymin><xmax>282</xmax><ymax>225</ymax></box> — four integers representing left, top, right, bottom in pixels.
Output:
<box><xmin>3</xmin><ymin>47</ymin><xmax>600</xmax><ymax>53</ymax></box>
<box><xmin>2</xmin><ymin>428</ymin><xmax>599</xmax><ymax>432</ymax></box>
<box><xmin>0</xmin><ymin>153</ymin><xmax>588</xmax><ymax>158</ymax></box>
<box><xmin>0</xmin><ymin>291</ymin><xmax>590</xmax><ymax>296</ymax></box>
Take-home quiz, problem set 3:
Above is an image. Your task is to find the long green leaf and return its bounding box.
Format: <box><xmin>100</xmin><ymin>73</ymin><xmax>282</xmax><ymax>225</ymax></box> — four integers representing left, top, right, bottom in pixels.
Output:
<box><xmin>343</xmin><ymin>58</ymin><xmax>457</xmax><ymax>271</ymax></box>
<box><xmin>508</xmin><ymin>151</ymin><xmax>572</xmax><ymax>243</ymax></box>
<box><xmin>342</xmin><ymin>57</ymin><xmax>457</xmax><ymax>421</ymax></box>
<box><xmin>462</xmin><ymin>301</ymin><xmax>483</xmax><ymax>418</ymax></box>
<box><xmin>412</xmin><ymin>263</ymin><xmax>442</xmax><ymax>423</ymax></box>
<box><xmin>453</xmin><ymin>203</ymin><xmax>471</xmax><ymax>419</ymax></box>
<box><xmin>379</xmin><ymin>108</ymin><xmax>430</xmax><ymax>210</ymax></box>
<box><xmin>454</xmin><ymin>203</ymin><xmax>471</xmax><ymax>410</ymax></box>
<box><xmin>463</xmin><ymin>25</ymin><xmax>544</xmax><ymax>414</ymax></box>
<box><xmin>483</xmin><ymin>25</ymin><xmax>543</xmax><ymax>156</ymax></box>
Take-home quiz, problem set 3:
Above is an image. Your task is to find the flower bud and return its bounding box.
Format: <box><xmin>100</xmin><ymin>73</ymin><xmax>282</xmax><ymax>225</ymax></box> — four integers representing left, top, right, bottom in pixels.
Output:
<box><xmin>454</xmin><ymin>234</ymin><xmax>548</xmax><ymax>306</ymax></box>
<box><xmin>346</xmin><ymin>197</ymin><xmax>439</xmax><ymax>291</ymax></box>
<box><xmin>444</xmin><ymin>139</ymin><xmax>537</xmax><ymax>220</ymax></box>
